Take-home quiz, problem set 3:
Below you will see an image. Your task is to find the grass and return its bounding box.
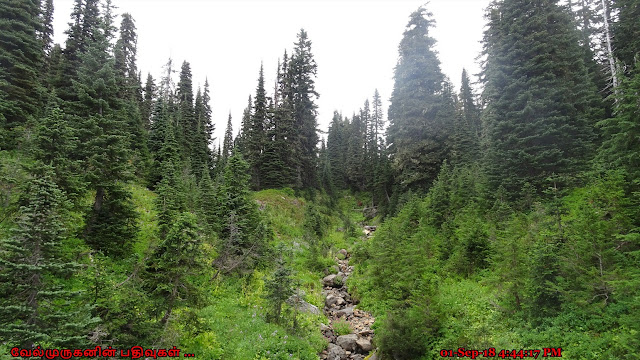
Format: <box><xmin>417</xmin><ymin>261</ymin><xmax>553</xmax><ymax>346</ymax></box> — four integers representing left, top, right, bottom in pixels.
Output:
<box><xmin>332</xmin><ymin>319</ymin><xmax>352</xmax><ymax>336</ymax></box>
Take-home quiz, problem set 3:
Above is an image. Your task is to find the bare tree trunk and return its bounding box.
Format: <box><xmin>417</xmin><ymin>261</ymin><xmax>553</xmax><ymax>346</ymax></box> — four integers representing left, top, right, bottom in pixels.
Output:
<box><xmin>601</xmin><ymin>0</ymin><xmax>619</xmax><ymax>92</ymax></box>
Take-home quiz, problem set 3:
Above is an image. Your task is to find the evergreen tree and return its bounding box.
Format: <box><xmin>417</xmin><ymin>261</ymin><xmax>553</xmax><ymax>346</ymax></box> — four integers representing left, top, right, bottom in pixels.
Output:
<box><xmin>55</xmin><ymin>0</ymin><xmax>101</xmax><ymax>103</ymax></box>
<box><xmin>73</xmin><ymin>6</ymin><xmax>138</xmax><ymax>256</ymax></box>
<box><xmin>327</xmin><ymin>111</ymin><xmax>348</xmax><ymax>189</ymax></box>
<box><xmin>371</xmin><ymin>89</ymin><xmax>385</xmax><ymax>145</ymax></box>
<box><xmin>212</xmin><ymin>154</ymin><xmax>271</xmax><ymax>274</ymax></box>
<box><xmin>0</xmin><ymin>0</ymin><xmax>44</xmax><ymax>147</ymax></box>
<box><xmin>289</xmin><ymin>29</ymin><xmax>319</xmax><ymax>189</ymax></box>
<box><xmin>177</xmin><ymin>61</ymin><xmax>196</xmax><ymax>161</ymax></box>
<box><xmin>114</xmin><ymin>13</ymin><xmax>141</xmax><ymax>101</ymax></box>
<box><xmin>141</xmin><ymin>73</ymin><xmax>156</xmax><ymax>131</ymax></box>
<box><xmin>0</xmin><ymin>165</ymin><xmax>97</xmax><ymax>348</ymax></box>
<box><xmin>34</xmin><ymin>94</ymin><xmax>85</xmax><ymax>201</ymax></box>
<box><xmin>387</xmin><ymin>6</ymin><xmax>451</xmax><ymax>192</ymax></box>
<box><xmin>39</xmin><ymin>0</ymin><xmax>54</xmax><ymax>56</ymax></box>
<box><xmin>264</xmin><ymin>254</ymin><xmax>293</xmax><ymax>325</ymax></box>
<box><xmin>612</xmin><ymin>0</ymin><xmax>640</xmax><ymax>73</ymax></box>
<box><xmin>145</xmin><ymin>212</ymin><xmax>205</xmax><ymax>325</ymax></box>
<box><xmin>261</xmin><ymin>54</ymin><xmax>296</xmax><ymax>188</ymax></box>
<box><xmin>481</xmin><ymin>0</ymin><xmax>601</xmax><ymax>197</ymax></box>
<box><xmin>596</xmin><ymin>62</ymin><xmax>640</xmax><ymax>181</ymax></box>
<box><xmin>447</xmin><ymin>78</ymin><xmax>474</xmax><ymax>166</ymax></box>
<box><xmin>236</xmin><ymin>95</ymin><xmax>252</xmax><ymax>155</ymax></box>
<box><xmin>459</xmin><ymin>69</ymin><xmax>481</xmax><ymax>141</ymax></box>
<box><xmin>346</xmin><ymin>113</ymin><xmax>365</xmax><ymax>191</ymax></box>
<box><xmin>222</xmin><ymin>112</ymin><xmax>234</xmax><ymax>161</ymax></box>
<box><xmin>245</xmin><ymin>65</ymin><xmax>268</xmax><ymax>189</ymax></box>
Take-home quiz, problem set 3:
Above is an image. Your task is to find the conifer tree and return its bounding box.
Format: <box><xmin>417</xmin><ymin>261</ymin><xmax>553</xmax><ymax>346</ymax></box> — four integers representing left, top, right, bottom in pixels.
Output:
<box><xmin>327</xmin><ymin>111</ymin><xmax>348</xmax><ymax>189</ymax></box>
<box><xmin>0</xmin><ymin>165</ymin><xmax>97</xmax><ymax>348</ymax></box>
<box><xmin>346</xmin><ymin>114</ymin><xmax>365</xmax><ymax>190</ymax></box>
<box><xmin>235</xmin><ymin>95</ymin><xmax>252</xmax><ymax>154</ymax></box>
<box><xmin>289</xmin><ymin>29</ymin><xmax>319</xmax><ymax>188</ymax></box>
<box><xmin>612</xmin><ymin>0</ymin><xmax>640</xmax><ymax>73</ymax></box>
<box><xmin>245</xmin><ymin>65</ymin><xmax>268</xmax><ymax>189</ymax></box>
<box><xmin>145</xmin><ymin>212</ymin><xmax>205</xmax><ymax>325</ymax></box>
<box><xmin>177</xmin><ymin>61</ymin><xmax>196</xmax><ymax>161</ymax></box>
<box><xmin>34</xmin><ymin>95</ymin><xmax>85</xmax><ymax>201</ymax></box>
<box><xmin>387</xmin><ymin>6</ymin><xmax>451</xmax><ymax>192</ymax></box>
<box><xmin>222</xmin><ymin>113</ymin><xmax>234</xmax><ymax>161</ymax></box>
<box><xmin>114</xmin><ymin>13</ymin><xmax>140</xmax><ymax>100</ymax></box>
<box><xmin>73</xmin><ymin>6</ymin><xmax>138</xmax><ymax>256</ymax></box>
<box><xmin>481</xmin><ymin>0</ymin><xmax>601</xmax><ymax>197</ymax></box>
<box><xmin>262</xmin><ymin>53</ymin><xmax>296</xmax><ymax>188</ymax></box>
<box><xmin>371</xmin><ymin>89</ymin><xmax>384</xmax><ymax>145</ymax></box>
<box><xmin>0</xmin><ymin>0</ymin><xmax>44</xmax><ymax>146</ymax></box>
<box><xmin>141</xmin><ymin>73</ymin><xmax>155</xmax><ymax>130</ymax></box>
<box><xmin>212</xmin><ymin>154</ymin><xmax>271</xmax><ymax>274</ymax></box>
<box><xmin>596</xmin><ymin>62</ymin><xmax>640</xmax><ymax>181</ymax></box>
<box><xmin>39</xmin><ymin>0</ymin><xmax>55</xmax><ymax>57</ymax></box>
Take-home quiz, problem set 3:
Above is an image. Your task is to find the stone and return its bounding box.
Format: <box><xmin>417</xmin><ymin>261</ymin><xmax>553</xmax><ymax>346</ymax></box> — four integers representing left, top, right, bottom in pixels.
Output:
<box><xmin>368</xmin><ymin>353</ymin><xmax>379</xmax><ymax>360</ymax></box>
<box><xmin>338</xmin><ymin>248</ymin><xmax>348</xmax><ymax>257</ymax></box>
<box><xmin>323</xmin><ymin>274</ymin><xmax>337</xmax><ymax>287</ymax></box>
<box><xmin>286</xmin><ymin>292</ymin><xmax>320</xmax><ymax>314</ymax></box>
<box><xmin>326</xmin><ymin>343</ymin><xmax>346</xmax><ymax>360</ymax></box>
<box><xmin>336</xmin><ymin>306</ymin><xmax>354</xmax><ymax>318</ymax></box>
<box><xmin>320</xmin><ymin>323</ymin><xmax>331</xmax><ymax>332</ymax></box>
<box><xmin>356</xmin><ymin>338</ymin><xmax>373</xmax><ymax>352</ymax></box>
<box><xmin>326</xmin><ymin>294</ymin><xmax>339</xmax><ymax>307</ymax></box>
<box><xmin>336</xmin><ymin>334</ymin><xmax>358</xmax><ymax>352</ymax></box>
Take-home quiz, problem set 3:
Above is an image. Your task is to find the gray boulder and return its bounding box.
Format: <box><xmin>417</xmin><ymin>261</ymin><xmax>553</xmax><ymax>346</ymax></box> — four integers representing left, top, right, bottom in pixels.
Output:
<box><xmin>356</xmin><ymin>338</ymin><xmax>373</xmax><ymax>352</ymax></box>
<box><xmin>326</xmin><ymin>343</ymin><xmax>346</xmax><ymax>360</ymax></box>
<box><xmin>336</xmin><ymin>333</ymin><xmax>358</xmax><ymax>352</ymax></box>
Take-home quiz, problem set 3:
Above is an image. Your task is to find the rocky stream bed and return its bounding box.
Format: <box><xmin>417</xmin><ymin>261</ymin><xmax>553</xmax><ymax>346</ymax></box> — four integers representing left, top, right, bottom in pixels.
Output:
<box><xmin>319</xmin><ymin>228</ymin><xmax>378</xmax><ymax>360</ymax></box>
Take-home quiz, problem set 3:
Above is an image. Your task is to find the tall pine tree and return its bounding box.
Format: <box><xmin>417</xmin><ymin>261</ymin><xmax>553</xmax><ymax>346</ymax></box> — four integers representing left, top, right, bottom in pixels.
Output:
<box><xmin>387</xmin><ymin>6</ymin><xmax>451</xmax><ymax>192</ymax></box>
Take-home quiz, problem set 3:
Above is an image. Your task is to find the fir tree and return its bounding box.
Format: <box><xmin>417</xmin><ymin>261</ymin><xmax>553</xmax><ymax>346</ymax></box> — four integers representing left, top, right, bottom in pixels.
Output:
<box><xmin>387</xmin><ymin>6</ymin><xmax>452</xmax><ymax>192</ymax></box>
<box><xmin>246</xmin><ymin>64</ymin><xmax>268</xmax><ymax>190</ymax></box>
<box><xmin>0</xmin><ymin>0</ymin><xmax>44</xmax><ymax>146</ymax></box>
<box><xmin>289</xmin><ymin>29</ymin><xmax>319</xmax><ymax>189</ymax></box>
<box><xmin>73</xmin><ymin>7</ymin><xmax>138</xmax><ymax>256</ymax></box>
<box><xmin>222</xmin><ymin>112</ymin><xmax>234</xmax><ymax>161</ymax></box>
<box><xmin>145</xmin><ymin>212</ymin><xmax>205</xmax><ymax>325</ymax></box>
<box><xmin>327</xmin><ymin>111</ymin><xmax>348</xmax><ymax>189</ymax></box>
<box><xmin>481</xmin><ymin>0</ymin><xmax>601</xmax><ymax>197</ymax></box>
<box><xmin>34</xmin><ymin>94</ymin><xmax>85</xmax><ymax>201</ymax></box>
<box><xmin>0</xmin><ymin>165</ymin><xmax>97</xmax><ymax>348</ymax></box>
<box><xmin>612</xmin><ymin>0</ymin><xmax>640</xmax><ymax>73</ymax></box>
<box><xmin>212</xmin><ymin>154</ymin><xmax>271</xmax><ymax>274</ymax></box>
<box><xmin>141</xmin><ymin>73</ymin><xmax>156</xmax><ymax>131</ymax></box>
<box><xmin>264</xmin><ymin>254</ymin><xmax>293</xmax><ymax>325</ymax></box>
<box><xmin>346</xmin><ymin>113</ymin><xmax>365</xmax><ymax>191</ymax></box>
<box><xmin>177</xmin><ymin>61</ymin><xmax>196</xmax><ymax>161</ymax></box>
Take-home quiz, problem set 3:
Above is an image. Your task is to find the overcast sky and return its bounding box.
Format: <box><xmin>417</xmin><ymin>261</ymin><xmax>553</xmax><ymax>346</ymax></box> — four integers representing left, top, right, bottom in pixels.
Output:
<box><xmin>52</xmin><ymin>0</ymin><xmax>491</xmax><ymax>144</ymax></box>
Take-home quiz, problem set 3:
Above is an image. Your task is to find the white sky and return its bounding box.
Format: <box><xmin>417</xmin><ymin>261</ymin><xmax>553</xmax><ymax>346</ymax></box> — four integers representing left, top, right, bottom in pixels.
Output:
<box><xmin>52</xmin><ymin>0</ymin><xmax>491</xmax><ymax>144</ymax></box>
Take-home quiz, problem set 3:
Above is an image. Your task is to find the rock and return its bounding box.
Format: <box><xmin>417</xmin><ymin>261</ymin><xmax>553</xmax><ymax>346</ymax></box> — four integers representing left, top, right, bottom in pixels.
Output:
<box><xmin>286</xmin><ymin>292</ymin><xmax>320</xmax><ymax>314</ymax></box>
<box><xmin>320</xmin><ymin>323</ymin><xmax>331</xmax><ymax>332</ymax></box>
<box><xmin>339</xmin><ymin>248</ymin><xmax>348</xmax><ymax>257</ymax></box>
<box><xmin>325</xmin><ymin>294</ymin><xmax>339</xmax><ymax>307</ymax></box>
<box><xmin>351</xmin><ymin>355</ymin><xmax>365</xmax><ymax>360</ymax></box>
<box><xmin>336</xmin><ymin>334</ymin><xmax>358</xmax><ymax>352</ymax></box>
<box><xmin>356</xmin><ymin>338</ymin><xmax>373</xmax><ymax>352</ymax></box>
<box><xmin>336</xmin><ymin>306</ymin><xmax>354</xmax><ymax>318</ymax></box>
<box><xmin>297</xmin><ymin>301</ymin><xmax>320</xmax><ymax>314</ymax></box>
<box><xmin>368</xmin><ymin>352</ymin><xmax>379</xmax><ymax>360</ymax></box>
<box><xmin>323</xmin><ymin>274</ymin><xmax>338</xmax><ymax>287</ymax></box>
<box><xmin>326</xmin><ymin>343</ymin><xmax>346</xmax><ymax>360</ymax></box>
